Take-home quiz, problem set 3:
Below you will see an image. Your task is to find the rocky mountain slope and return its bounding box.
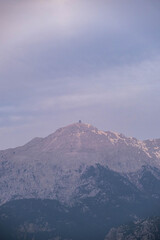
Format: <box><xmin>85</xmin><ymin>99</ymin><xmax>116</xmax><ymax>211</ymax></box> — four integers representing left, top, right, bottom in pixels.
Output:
<box><xmin>0</xmin><ymin>122</ymin><xmax>160</xmax><ymax>206</ymax></box>
<box><xmin>0</xmin><ymin>122</ymin><xmax>160</xmax><ymax>239</ymax></box>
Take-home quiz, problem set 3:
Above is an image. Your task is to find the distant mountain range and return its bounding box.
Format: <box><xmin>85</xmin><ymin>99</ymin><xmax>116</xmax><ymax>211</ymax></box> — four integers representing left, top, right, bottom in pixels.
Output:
<box><xmin>0</xmin><ymin>122</ymin><xmax>160</xmax><ymax>240</ymax></box>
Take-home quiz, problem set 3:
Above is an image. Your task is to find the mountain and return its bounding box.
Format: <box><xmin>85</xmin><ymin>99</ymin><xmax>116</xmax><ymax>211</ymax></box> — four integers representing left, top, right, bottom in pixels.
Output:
<box><xmin>0</xmin><ymin>122</ymin><xmax>160</xmax><ymax>239</ymax></box>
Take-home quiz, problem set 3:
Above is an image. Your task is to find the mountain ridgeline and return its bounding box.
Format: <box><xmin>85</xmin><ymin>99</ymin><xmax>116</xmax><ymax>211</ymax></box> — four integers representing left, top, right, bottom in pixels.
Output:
<box><xmin>0</xmin><ymin>122</ymin><xmax>160</xmax><ymax>240</ymax></box>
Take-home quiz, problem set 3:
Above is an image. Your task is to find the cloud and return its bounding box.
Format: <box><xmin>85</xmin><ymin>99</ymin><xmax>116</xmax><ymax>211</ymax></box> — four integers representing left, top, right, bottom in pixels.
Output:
<box><xmin>2</xmin><ymin>0</ymin><xmax>159</xmax><ymax>64</ymax></box>
<box><xmin>1</xmin><ymin>55</ymin><xmax>160</xmax><ymax>116</ymax></box>
<box><xmin>0</xmin><ymin>0</ymin><xmax>160</xmax><ymax>149</ymax></box>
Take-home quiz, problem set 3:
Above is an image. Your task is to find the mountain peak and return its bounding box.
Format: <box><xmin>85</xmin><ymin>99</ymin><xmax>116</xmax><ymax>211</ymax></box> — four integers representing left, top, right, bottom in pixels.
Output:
<box><xmin>47</xmin><ymin>122</ymin><xmax>98</xmax><ymax>139</ymax></box>
<box><xmin>58</xmin><ymin>122</ymin><xmax>97</xmax><ymax>131</ymax></box>
<box><xmin>2</xmin><ymin>122</ymin><xmax>160</xmax><ymax>173</ymax></box>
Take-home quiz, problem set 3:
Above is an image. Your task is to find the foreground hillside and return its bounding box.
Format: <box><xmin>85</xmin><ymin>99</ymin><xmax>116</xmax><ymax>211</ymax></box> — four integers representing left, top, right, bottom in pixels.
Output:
<box><xmin>105</xmin><ymin>217</ymin><xmax>160</xmax><ymax>240</ymax></box>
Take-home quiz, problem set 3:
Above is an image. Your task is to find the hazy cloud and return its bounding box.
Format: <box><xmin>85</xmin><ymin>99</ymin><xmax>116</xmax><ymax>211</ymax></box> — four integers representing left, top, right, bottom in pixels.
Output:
<box><xmin>0</xmin><ymin>0</ymin><xmax>160</xmax><ymax>149</ymax></box>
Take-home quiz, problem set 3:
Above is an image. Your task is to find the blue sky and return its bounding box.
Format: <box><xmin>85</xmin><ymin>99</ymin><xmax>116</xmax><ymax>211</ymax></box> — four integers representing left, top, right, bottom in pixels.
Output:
<box><xmin>0</xmin><ymin>0</ymin><xmax>160</xmax><ymax>149</ymax></box>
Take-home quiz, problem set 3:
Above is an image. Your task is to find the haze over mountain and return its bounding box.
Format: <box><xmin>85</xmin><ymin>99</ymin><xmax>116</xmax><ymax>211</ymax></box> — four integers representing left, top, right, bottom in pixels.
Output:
<box><xmin>0</xmin><ymin>122</ymin><xmax>160</xmax><ymax>240</ymax></box>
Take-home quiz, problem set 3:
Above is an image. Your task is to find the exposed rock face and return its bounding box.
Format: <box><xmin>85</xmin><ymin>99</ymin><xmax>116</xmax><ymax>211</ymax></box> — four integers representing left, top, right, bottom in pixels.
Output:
<box><xmin>105</xmin><ymin>217</ymin><xmax>160</xmax><ymax>240</ymax></box>
<box><xmin>0</xmin><ymin>166</ymin><xmax>160</xmax><ymax>240</ymax></box>
<box><xmin>0</xmin><ymin>122</ymin><xmax>160</xmax><ymax>205</ymax></box>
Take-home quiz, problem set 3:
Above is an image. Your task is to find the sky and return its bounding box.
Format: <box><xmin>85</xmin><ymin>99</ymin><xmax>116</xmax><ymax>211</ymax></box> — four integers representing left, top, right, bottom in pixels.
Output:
<box><xmin>0</xmin><ymin>0</ymin><xmax>160</xmax><ymax>149</ymax></box>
